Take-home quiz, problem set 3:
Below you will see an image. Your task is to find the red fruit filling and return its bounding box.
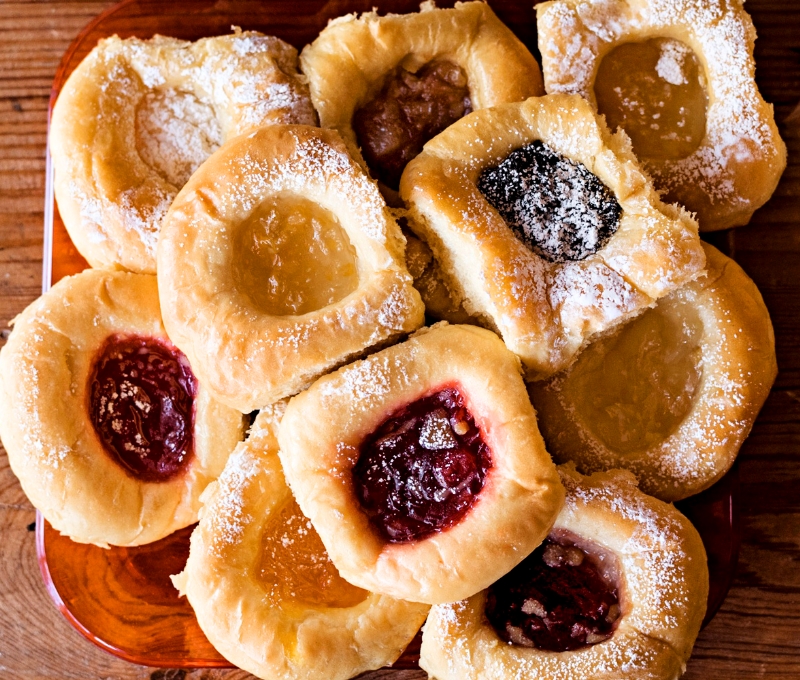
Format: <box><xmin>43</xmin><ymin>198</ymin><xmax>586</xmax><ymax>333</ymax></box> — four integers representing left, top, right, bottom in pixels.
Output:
<box><xmin>352</xmin><ymin>386</ymin><xmax>491</xmax><ymax>543</ymax></box>
<box><xmin>89</xmin><ymin>334</ymin><xmax>197</xmax><ymax>482</ymax></box>
<box><xmin>485</xmin><ymin>535</ymin><xmax>621</xmax><ymax>651</ymax></box>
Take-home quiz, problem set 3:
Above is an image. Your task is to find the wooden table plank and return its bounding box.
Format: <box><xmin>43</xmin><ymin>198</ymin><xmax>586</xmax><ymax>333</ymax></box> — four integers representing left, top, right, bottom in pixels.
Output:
<box><xmin>0</xmin><ymin>1</ymin><xmax>799</xmax><ymax>678</ymax></box>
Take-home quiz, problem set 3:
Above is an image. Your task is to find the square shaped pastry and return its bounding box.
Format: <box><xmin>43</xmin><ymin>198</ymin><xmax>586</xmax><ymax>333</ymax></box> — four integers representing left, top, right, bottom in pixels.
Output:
<box><xmin>400</xmin><ymin>94</ymin><xmax>706</xmax><ymax>379</ymax></box>
<box><xmin>277</xmin><ymin>323</ymin><xmax>564</xmax><ymax>605</ymax></box>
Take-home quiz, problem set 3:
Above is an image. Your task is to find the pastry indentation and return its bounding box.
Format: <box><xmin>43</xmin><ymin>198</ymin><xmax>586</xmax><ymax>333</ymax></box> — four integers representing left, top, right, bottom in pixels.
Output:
<box><xmin>257</xmin><ymin>496</ymin><xmax>369</xmax><ymax>609</ymax></box>
<box><xmin>595</xmin><ymin>38</ymin><xmax>707</xmax><ymax>162</ymax></box>
<box><xmin>89</xmin><ymin>334</ymin><xmax>196</xmax><ymax>482</ymax></box>
<box><xmin>352</xmin><ymin>385</ymin><xmax>492</xmax><ymax>543</ymax></box>
<box><xmin>484</xmin><ymin>532</ymin><xmax>621</xmax><ymax>652</ymax></box>
<box><xmin>232</xmin><ymin>194</ymin><xmax>359</xmax><ymax>317</ymax></box>
<box><xmin>566</xmin><ymin>295</ymin><xmax>703</xmax><ymax>454</ymax></box>
<box><xmin>477</xmin><ymin>140</ymin><xmax>622</xmax><ymax>263</ymax></box>
<box><xmin>353</xmin><ymin>60</ymin><xmax>472</xmax><ymax>190</ymax></box>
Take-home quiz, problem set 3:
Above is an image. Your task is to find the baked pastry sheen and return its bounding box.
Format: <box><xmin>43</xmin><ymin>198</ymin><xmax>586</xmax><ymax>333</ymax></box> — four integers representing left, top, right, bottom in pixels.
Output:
<box><xmin>0</xmin><ymin>269</ymin><xmax>244</xmax><ymax>547</ymax></box>
<box><xmin>278</xmin><ymin>323</ymin><xmax>564</xmax><ymax>604</ymax></box>
<box><xmin>158</xmin><ymin>124</ymin><xmax>425</xmax><ymax>412</ymax></box>
<box><xmin>401</xmin><ymin>94</ymin><xmax>705</xmax><ymax>379</ymax></box>
<box><xmin>537</xmin><ymin>0</ymin><xmax>787</xmax><ymax>231</ymax></box>
<box><xmin>50</xmin><ymin>31</ymin><xmax>317</xmax><ymax>274</ymax></box>
<box><xmin>173</xmin><ymin>405</ymin><xmax>429</xmax><ymax>680</ymax></box>
<box><xmin>530</xmin><ymin>243</ymin><xmax>777</xmax><ymax>501</ymax></box>
<box><xmin>420</xmin><ymin>466</ymin><xmax>709</xmax><ymax>679</ymax></box>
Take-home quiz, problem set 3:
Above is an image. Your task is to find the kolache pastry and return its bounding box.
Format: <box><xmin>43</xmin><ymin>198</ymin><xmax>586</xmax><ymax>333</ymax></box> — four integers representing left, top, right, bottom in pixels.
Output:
<box><xmin>400</xmin><ymin>94</ymin><xmax>706</xmax><ymax>380</ymax></box>
<box><xmin>50</xmin><ymin>31</ymin><xmax>317</xmax><ymax>274</ymax></box>
<box><xmin>172</xmin><ymin>404</ymin><xmax>429</xmax><ymax>680</ymax></box>
<box><xmin>537</xmin><ymin>0</ymin><xmax>787</xmax><ymax>232</ymax></box>
<box><xmin>300</xmin><ymin>0</ymin><xmax>544</xmax><ymax>200</ymax></box>
<box><xmin>157</xmin><ymin>124</ymin><xmax>425</xmax><ymax>413</ymax></box>
<box><xmin>0</xmin><ymin>269</ymin><xmax>244</xmax><ymax>547</ymax></box>
<box><xmin>529</xmin><ymin>242</ymin><xmax>777</xmax><ymax>502</ymax></box>
<box><xmin>277</xmin><ymin>323</ymin><xmax>565</xmax><ymax>605</ymax></box>
<box><xmin>420</xmin><ymin>465</ymin><xmax>709</xmax><ymax>680</ymax></box>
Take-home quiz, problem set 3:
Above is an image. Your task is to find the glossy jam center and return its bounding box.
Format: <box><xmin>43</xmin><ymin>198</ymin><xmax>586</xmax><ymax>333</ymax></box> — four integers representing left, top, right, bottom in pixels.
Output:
<box><xmin>485</xmin><ymin>535</ymin><xmax>621</xmax><ymax>651</ymax></box>
<box><xmin>135</xmin><ymin>87</ymin><xmax>222</xmax><ymax>188</ymax></box>
<box><xmin>232</xmin><ymin>194</ymin><xmax>359</xmax><ymax>316</ymax></box>
<box><xmin>477</xmin><ymin>140</ymin><xmax>622</xmax><ymax>263</ymax></box>
<box><xmin>566</xmin><ymin>295</ymin><xmax>704</xmax><ymax>454</ymax></box>
<box><xmin>89</xmin><ymin>335</ymin><xmax>196</xmax><ymax>482</ymax></box>
<box><xmin>353</xmin><ymin>59</ymin><xmax>472</xmax><ymax>190</ymax></box>
<box><xmin>352</xmin><ymin>386</ymin><xmax>492</xmax><ymax>543</ymax></box>
<box><xmin>595</xmin><ymin>38</ymin><xmax>707</xmax><ymax>161</ymax></box>
<box><xmin>257</xmin><ymin>497</ymin><xmax>368</xmax><ymax>609</ymax></box>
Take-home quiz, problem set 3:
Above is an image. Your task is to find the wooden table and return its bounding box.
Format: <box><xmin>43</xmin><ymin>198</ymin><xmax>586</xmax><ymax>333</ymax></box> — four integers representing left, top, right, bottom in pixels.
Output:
<box><xmin>0</xmin><ymin>1</ymin><xmax>798</xmax><ymax>678</ymax></box>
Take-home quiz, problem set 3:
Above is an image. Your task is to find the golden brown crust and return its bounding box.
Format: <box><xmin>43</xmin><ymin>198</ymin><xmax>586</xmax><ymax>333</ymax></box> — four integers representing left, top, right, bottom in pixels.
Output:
<box><xmin>537</xmin><ymin>0</ymin><xmax>787</xmax><ymax>231</ymax></box>
<box><xmin>277</xmin><ymin>323</ymin><xmax>564</xmax><ymax>605</ymax></box>
<box><xmin>172</xmin><ymin>405</ymin><xmax>429</xmax><ymax>680</ymax></box>
<box><xmin>0</xmin><ymin>269</ymin><xmax>244</xmax><ymax>547</ymax></box>
<box><xmin>300</xmin><ymin>0</ymin><xmax>543</xmax><ymax>188</ymax></box>
<box><xmin>529</xmin><ymin>243</ymin><xmax>777</xmax><ymax>501</ymax></box>
<box><xmin>50</xmin><ymin>31</ymin><xmax>317</xmax><ymax>274</ymax></box>
<box><xmin>157</xmin><ymin>124</ymin><xmax>425</xmax><ymax>413</ymax></box>
<box><xmin>420</xmin><ymin>466</ymin><xmax>708</xmax><ymax>680</ymax></box>
<box><xmin>400</xmin><ymin>94</ymin><xmax>705</xmax><ymax>380</ymax></box>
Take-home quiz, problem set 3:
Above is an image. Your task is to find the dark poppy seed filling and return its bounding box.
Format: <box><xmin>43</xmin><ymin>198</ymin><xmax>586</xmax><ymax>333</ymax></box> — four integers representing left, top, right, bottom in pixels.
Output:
<box><xmin>485</xmin><ymin>536</ymin><xmax>621</xmax><ymax>652</ymax></box>
<box><xmin>89</xmin><ymin>334</ymin><xmax>197</xmax><ymax>483</ymax></box>
<box><xmin>353</xmin><ymin>60</ymin><xmax>472</xmax><ymax>191</ymax></box>
<box><xmin>477</xmin><ymin>140</ymin><xmax>622</xmax><ymax>263</ymax></box>
<box><xmin>352</xmin><ymin>386</ymin><xmax>491</xmax><ymax>543</ymax></box>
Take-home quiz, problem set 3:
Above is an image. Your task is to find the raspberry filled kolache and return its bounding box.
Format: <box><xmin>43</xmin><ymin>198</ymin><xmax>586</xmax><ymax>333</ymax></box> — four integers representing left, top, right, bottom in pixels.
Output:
<box><xmin>172</xmin><ymin>404</ymin><xmax>429</xmax><ymax>680</ymax></box>
<box><xmin>277</xmin><ymin>323</ymin><xmax>565</xmax><ymax>605</ymax></box>
<box><xmin>536</xmin><ymin>0</ymin><xmax>786</xmax><ymax>231</ymax></box>
<box><xmin>420</xmin><ymin>466</ymin><xmax>709</xmax><ymax>680</ymax></box>
<box><xmin>400</xmin><ymin>94</ymin><xmax>705</xmax><ymax>380</ymax></box>
<box><xmin>529</xmin><ymin>242</ymin><xmax>777</xmax><ymax>501</ymax></box>
<box><xmin>157</xmin><ymin>125</ymin><xmax>424</xmax><ymax>413</ymax></box>
<box><xmin>300</xmin><ymin>0</ymin><xmax>543</xmax><ymax>200</ymax></box>
<box><xmin>0</xmin><ymin>269</ymin><xmax>244</xmax><ymax>547</ymax></box>
<box><xmin>50</xmin><ymin>31</ymin><xmax>317</xmax><ymax>274</ymax></box>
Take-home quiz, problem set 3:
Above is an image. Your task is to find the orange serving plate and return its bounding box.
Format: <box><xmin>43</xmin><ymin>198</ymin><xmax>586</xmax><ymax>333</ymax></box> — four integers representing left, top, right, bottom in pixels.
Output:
<box><xmin>39</xmin><ymin>0</ymin><xmax>742</xmax><ymax>670</ymax></box>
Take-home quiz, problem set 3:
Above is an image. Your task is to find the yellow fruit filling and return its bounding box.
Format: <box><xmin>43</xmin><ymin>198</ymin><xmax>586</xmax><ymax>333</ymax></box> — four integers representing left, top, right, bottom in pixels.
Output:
<box><xmin>233</xmin><ymin>194</ymin><xmax>359</xmax><ymax>316</ymax></box>
<box><xmin>594</xmin><ymin>38</ymin><xmax>707</xmax><ymax>161</ymax></box>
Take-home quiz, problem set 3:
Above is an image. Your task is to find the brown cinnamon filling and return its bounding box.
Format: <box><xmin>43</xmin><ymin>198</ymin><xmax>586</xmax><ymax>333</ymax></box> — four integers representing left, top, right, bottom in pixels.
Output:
<box><xmin>485</xmin><ymin>533</ymin><xmax>621</xmax><ymax>652</ymax></box>
<box><xmin>88</xmin><ymin>334</ymin><xmax>196</xmax><ymax>482</ymax></box>
<box><xmin>352</xmin><ymin>59</ymin><xmax>472</xmax><ymax>190</ymax></box>
<box><xmin>352</xmin><ymin>386</ymin><xmax>491</xmax><ymax>543</ymax></box>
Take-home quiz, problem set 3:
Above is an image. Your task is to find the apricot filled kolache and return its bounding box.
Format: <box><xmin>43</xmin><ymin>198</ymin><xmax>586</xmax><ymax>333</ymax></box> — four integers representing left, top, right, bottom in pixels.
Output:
<box><xmin>420</xmin><ymin>466</ymin><xmax>709</xmax><ymax>680</ymax></box>
<box><xmin>400</xmin><ymin>94</ymin><xmax>705</xmax><ymax>380</ymax></box>
<box><xmin>157</xmin><ymin>124</ymin><xmax>424</xmax><ymax>413</ymax></box>
<box><xmin>529</xmin><ymin>243</ymin><xmax>777</xmax><ymax>502</ymax></box>
<box><xmin>0</xmin><ymin>269</ymin><xmax>244</xmax><ymax>547</ymax></box>
<box><xmin>537</xmin><ymin>0</ymin><xmax>786</xmax><ymax>231</ymax></box>
<box><xmin>277</xmin><ymin>323</ymin><xmax>564</xmax><ymax>605</ymax></box>
<box><xmin>49</xmin><ymin>31</ymin><xmax>317</xmax><ymax>274</ymax></box>
<box><xmin>300</xmin><ymin>0</ymin><xmax>544</xmax><ymax>199</ymax></box>
<box><xmin>173</xmin><ymin>404</ymin><xmax>429</xmax><ymax>680</ymax></box>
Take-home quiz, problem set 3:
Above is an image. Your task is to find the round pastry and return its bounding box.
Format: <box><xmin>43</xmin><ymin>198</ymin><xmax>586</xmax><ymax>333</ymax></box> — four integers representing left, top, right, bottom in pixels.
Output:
<box><xmin>400</xmin><ymin>94</ymin><xmax>705</xmax><ymax>380</ymax></box>
<box><xmin>420</xmin><ymin>465</ymin><xmax>709</xmax><ymax>680</ymax></box>
<box><xmin>529</xmin><ymin>243</ymin><xmax>776</xmax><ymax>502</ymax></box>
<box><xmin>0</xmin><ymin>269</ymin><xmax>244</xmax><ymax>547</ymax></box>
<box><xmin>277</xmin><ymin>323</ymin><xmax>565</xmax><ymax>605</ymax></box>
<box><xmin>172</xmin><ymin>404</ymin><xmax>429</xmax><ymax>680</ymax></box>
<box><xmin>300</xmin><ymin>0</ymin><xmax>543</xmax><ymax>199</ymax></box>
<box><xmin>537</xmin><ymin>0</ymin><xmax>787</xmax><ymax>232</ymax></box>
<box><xmin>157</xmin><ymin>124</ymin><xmax>424</xmax><ymax>413</ymax></box>
<box><xmin>50</xmin><ymin>31</ymin><xmax>317</xmax><ymax>274</ymax></box>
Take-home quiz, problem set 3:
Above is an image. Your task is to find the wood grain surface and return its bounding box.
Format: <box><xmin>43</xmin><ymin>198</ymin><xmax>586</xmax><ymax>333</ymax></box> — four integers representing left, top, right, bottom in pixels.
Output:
<box><xmin>0</xmin><ymin>1</ymin><xmax>798</xmax><ymax>678</ymax></box>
